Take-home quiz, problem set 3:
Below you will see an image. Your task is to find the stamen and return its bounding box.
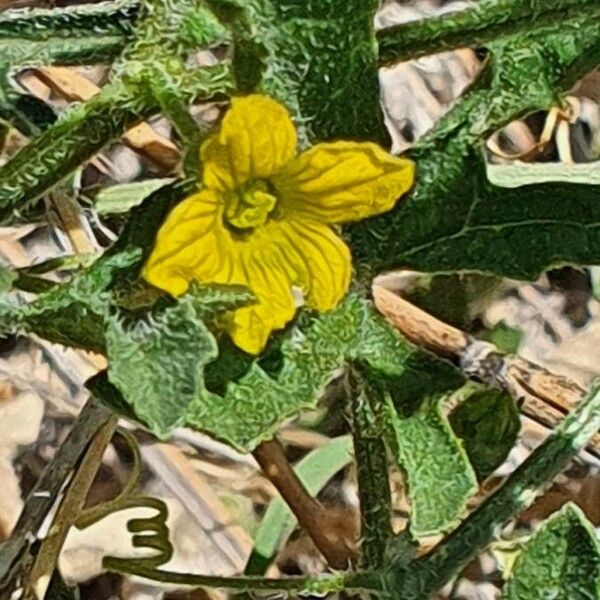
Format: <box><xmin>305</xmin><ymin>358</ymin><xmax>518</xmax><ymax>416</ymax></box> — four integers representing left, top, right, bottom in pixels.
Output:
<box><xmin>225</xmin><ymin>180</ymin><xmax>277</xmax><ymax>230</ymax></box>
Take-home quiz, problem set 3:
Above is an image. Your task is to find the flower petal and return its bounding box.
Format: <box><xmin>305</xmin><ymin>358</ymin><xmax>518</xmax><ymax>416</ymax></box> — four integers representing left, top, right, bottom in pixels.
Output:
<box><xmin>142</xmin><ymin>189</ymin><xmax>232</xmax><ymax>296</ymax></box>
<box><xmin>144</xmin><ymin>189</ymin><xmax>299</xmax><ymax>355</ymax></box>
<box><xmin>227</xmin><ymin>249</ymin><xmax>297</xmax><ymax>355</ymax></box>
<box><xmin>201</xmin><ymin>95</ymin><xmax>297</xmax><ymax>191</ymax></box>
<box><xmin>277</xmin><ymin>219</ymin><xmax>351</xmax><ymax>311</ymax></box>
<box><xmin>273</xmin><ymin>141</ymin><xmax>415</xmax><ymax>223</ymax></box>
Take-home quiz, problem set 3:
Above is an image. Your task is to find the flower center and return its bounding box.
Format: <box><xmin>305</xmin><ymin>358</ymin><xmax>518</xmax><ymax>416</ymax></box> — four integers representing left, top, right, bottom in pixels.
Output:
<box><xmin>224</xmin><ymin>180</ymin><xmax>277</xmax><ymax>231</ymax></box>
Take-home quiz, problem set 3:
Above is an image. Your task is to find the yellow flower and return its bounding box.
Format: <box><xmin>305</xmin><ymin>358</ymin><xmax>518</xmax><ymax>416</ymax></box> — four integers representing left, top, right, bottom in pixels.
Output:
<box><xmin>143</xmin><ymin>95</ymin><xmax>415</xmax><ymax>354</ymax></box>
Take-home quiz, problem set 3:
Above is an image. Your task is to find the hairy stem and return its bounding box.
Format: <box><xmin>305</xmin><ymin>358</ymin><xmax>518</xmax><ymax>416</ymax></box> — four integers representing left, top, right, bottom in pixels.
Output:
<box><xmin>372</xmin><ymin>285</ymin><xmax>600</xmax><ymax>457</ymax></box>
<box><xmin>105</xmin><ymin>560</ymin><xmax>381</xmax><ymax>594</ymax></box>
<box><xmin>377</xmin><ymin>0</ymin><xmax>599</xmax><ymax>64</ymax></box>
<box><xmin>0</xmin><ymin>0</ymin><xmax>138</xmax><ymax>41</ymax></box>
<box><xmin>0</xmin><ymin>64</ymin><xmax>232</xmax><ymax>222</ymax></box>
<box><xmin>349</xmin><ymin>373</ymin><xmax>393</xmax><ymax>569</ymax></box>
<box><xmin>0</xmin><ymin>37</ymin><xmax>127</xmax><ymax>67</ymax></box>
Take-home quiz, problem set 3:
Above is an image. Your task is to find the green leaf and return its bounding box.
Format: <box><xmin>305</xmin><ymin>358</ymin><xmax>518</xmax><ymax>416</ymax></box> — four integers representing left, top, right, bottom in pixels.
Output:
<box><xmin>182</xmin><ymin>6</ymin><xmax>231</xmax><ymax>47</ymax></box>
<box><xmin>480</xmin><ymin>321</ymin><xmax>523</xmax><ymax>354</ymax></box>
<box><xmin>93</xmin><ymin>179</ymin><xmax>175</xmax><ymax>215</ymax></box>
<box><xmin>356</xmin><ymin>315</ymin><xmax>472</xmax><ymax>539</ymax></box>
<box><xmin>185</xmin><ymin>296</ymin><xmax>363</xmax><ymax>450</ymax></box>
<box><xmin>105</xmin><ymin>287</ymin><xmax>220</xmax><ymax>437</ymax></box>
<box><xmin>350</xmin><ymin>16</ymin><xmax>600</xmax><ymax>281</ymax></box>
<box><xmin>383</xmin><ymin>393</ymin><xmax>477</xmax><ymax>537</ymax></box>
<box><xmin>185</xmin><ymin>295</ymin><xmax>462</xmax><ymax>452</ymax></box>
<box><xmin>502</xmin><ymin>503</ymin><xmax>600</xmax><ymax>600</ymax></box>
<box><xmin>245</xmin><ymin>436</ymin><xmax>353</xmax><ymax>575</ymax></box>
<box><xmin>449</xmin><ymin>389</ymin><xmax>520</xmax><ymax>481</ymax></box>
<box><xmin>378</xmin><ymin>156</ymin><xmax>600</xmax><ymax>280</ymax></box>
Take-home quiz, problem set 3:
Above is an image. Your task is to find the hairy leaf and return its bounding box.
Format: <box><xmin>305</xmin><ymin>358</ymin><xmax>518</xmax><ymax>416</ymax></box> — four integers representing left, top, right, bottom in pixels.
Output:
<box><xmin>185</xmin><ymin>295</ymin><xmax>473</xmax><ymax>535</ymax></box>
<box><xmin>185</xmin><ymin>295</ymin><xmax>363</xmax><ymax>450</ymax></box>
<box><xmin>186</xmin><ymin>295</ymin><xmax>463</xmax><ymax>450</ymax></box>
<box><xmin>503</xmin><ymin>503</ymin><xmax>600</xmax><ymax>600</ymax></box>
<box><xmin>0</xmin><ymin>250</ymin><xmax>140</xmax><ymax>351</ymax></box>
<box><xmin>383</xmin><ymin>393</ymin><xmax>477</xmax><ymax>537</ymax></box>
<box><xmin>105</xmin><ymin>288</ymin><xmax>219</xmax><ymax>437</ymax></box>
<box><xmin>212</xmin><ymin>0</ymin><xmax>386</xmax><ymax>143</ymax></box>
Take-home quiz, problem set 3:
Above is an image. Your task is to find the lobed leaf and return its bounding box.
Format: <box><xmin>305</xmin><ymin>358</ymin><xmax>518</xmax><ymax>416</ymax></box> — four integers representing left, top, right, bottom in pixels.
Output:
<box><xmin>183</xmin><ymin>295</ymin><xmax>474</xmax><ymax>537</ymax></box>
<box><xmin>212</xmin><ymin>0</ymin><xmax>386</xmax><ymax>143</ymax></box>
<box><xmin>105</xmin><ymin>289</ymin><xmax>219</xmax><ymax>437</ymax></box>
<box><xmin>0</xmin><ymin>250</ymin><xmax>140</xmax><ymax>352</ymax></box>
<box><xmin>350</xmin><ymin>16</ymin><xmax>600</xmax><ymax>281</ymax></box>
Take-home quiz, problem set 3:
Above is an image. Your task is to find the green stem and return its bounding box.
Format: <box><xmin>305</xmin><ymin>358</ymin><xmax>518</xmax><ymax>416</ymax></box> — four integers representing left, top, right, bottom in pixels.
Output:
<box><xmin>392</xmin><ymin>381</ymin><xmax>600</xmax><ymax>599</ymax></box>
<box><xmin>146</xmin><ymin>72</ymin><xmax>203</xmax><ymax>179</ymax></box>
<box><xmin>13</xmin><ymin>272</ymin><xmax>57</xmax><ymax>294</ymax></box>
<box><xmin>3</xmin><ymin>36</ymin><xmax>129</xmax><ymax>65</ymax></box>
<box><xmin>350</xmin><ymin>373</ymin><xmax>394</xmax><ymax>569</ymax></box>
<box><xmin>105</xmin><ymin>560</ymin><xmax>381</xmax><ymax>594</ymax></box>
<box><xmin>0</xmin><ymin>82</ymin><xmax>146</xmax><ymax>222</ymax></box>
<box><xmin>377</xmin><ymin>0</ymin><xmax>599</xmax><ymax>64</ymax></box>
<box><xmin>0</xmin><ymin>64</ymin><xmax>232</xmax><ymax>223</ymax></box>
<box><xmin>0</xmin><ymin>0</ymin><xmax>138</xmax><ymax>41</ymax></box>
<box><xmin>19</xmin><ymin>253</ymin><xmax>96</xmax><ymax>275</ymax></box>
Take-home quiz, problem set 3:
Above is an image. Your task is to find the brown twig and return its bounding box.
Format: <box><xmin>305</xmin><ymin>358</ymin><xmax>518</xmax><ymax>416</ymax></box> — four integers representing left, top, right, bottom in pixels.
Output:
<box><xmin>48</xmin><ymin>188</ymin><xmax>100</xmax><ymax>255</ymax></box>
<box><xmin>372</xmin><ymin>284</ymin><xmax>600</xmax><ymax>456</ymax></box>
<box><xmin>252</xmin><ymin>439</ymin><xmax>354</xmax><ymax>570</ymax></box>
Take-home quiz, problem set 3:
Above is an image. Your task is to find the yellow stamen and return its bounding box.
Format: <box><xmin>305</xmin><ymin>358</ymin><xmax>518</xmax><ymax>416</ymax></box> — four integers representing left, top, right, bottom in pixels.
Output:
<box><xmin>225</xmin><ymin>180</ymin><xmax>277</xmax><ymax>230</ymax></box>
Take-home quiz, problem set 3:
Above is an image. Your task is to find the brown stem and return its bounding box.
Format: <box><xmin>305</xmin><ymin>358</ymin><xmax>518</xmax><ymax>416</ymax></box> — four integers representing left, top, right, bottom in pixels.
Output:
<box><xmin>372</xmin><ymin>284</ymin><xmax>600</xmax><ymax>456</ymax></box>
<box><xmin>252</xmin><ymin>439</ymin><xmax>353</xmax><ymax>570</ymax></box>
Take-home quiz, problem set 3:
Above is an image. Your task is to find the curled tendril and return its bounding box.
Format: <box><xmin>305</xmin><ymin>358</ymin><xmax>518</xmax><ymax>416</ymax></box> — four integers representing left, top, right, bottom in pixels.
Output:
<box><xmin>75</xmin><ymin>429</ymin><xmax>173</xmax><ymax>570</ymax></box>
